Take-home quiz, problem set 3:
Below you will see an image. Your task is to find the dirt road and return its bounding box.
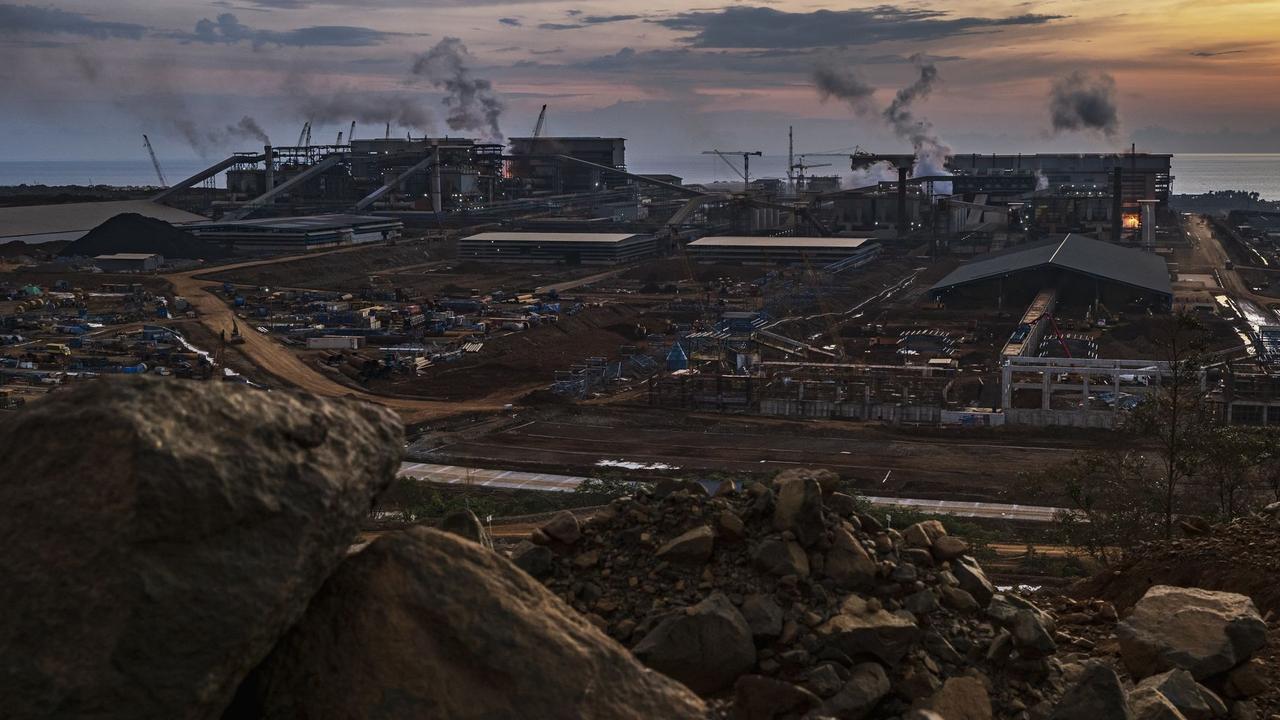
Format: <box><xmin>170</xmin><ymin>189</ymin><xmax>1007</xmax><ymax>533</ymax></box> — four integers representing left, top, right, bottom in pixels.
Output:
<box><xmin>165</xmin><ymin>250</ymin><xmax>520</xmax><ymax>422</ymax></box>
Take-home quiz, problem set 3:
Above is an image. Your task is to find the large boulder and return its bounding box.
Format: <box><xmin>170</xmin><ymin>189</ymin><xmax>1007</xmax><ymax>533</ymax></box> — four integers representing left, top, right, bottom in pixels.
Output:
<box><xmin>816</xmin><ymin>609</ymin><xmax>920</xmax><ymax>667</ymax></box>
<box><xmin>1051</xmin><ymin>663</ymin><xmax>1133</xmax><ymax>720</ymax></box>
<box><xmin>632</xmin><ymin>591</ymin><xmax>757</xmax><ymax>695</ymax></box>
<box><xmin>824</xmin><ymin>526</ymin><xmax>878</xmax><ymax>589</ymax></box>
<box><xmin>822</xmin><ymin>662</ymin><xmax>890</xmax><ymax>720</ymax></box>
<box><xmin>772</xmin><ymin>475</ymin><xmax>825</xmax><ymax>547</ymax></box>
<box><xmin>734</xmin><ymin>675</ymin><xmax>822</xmax><ymax>720</ymax></box>
<box><xmin>753</xmin><ymin>537</ymin><xmax>811</xmax><ymax>578</ymax></box>
<box><xmin>914</xmin><ymin>676</ymin><xmax>993</xmax><ymax>720</ymax></box>
<box><xmin>1117</xmin><ymin>586</ymin><xmax>1267</xmax><ymax>680</ymax></box>
<box><xmin>229</xmin><ymin>527</ymin><xmax>706</xmax><ymax>719</ymax></box>
<box><xmin>0</xmin><ymin>378</ymin><xmax>402</xmax><ymax>720</ymax></box>
<box><xmin>1133</xmin><ymin>669</ymin><xmax>1226</xmax><ymax>720</ymax></box>
<box><xmin>951</xmin><ymin>555</ymin><xmax>995</xmax><ymax>606</ymax></box>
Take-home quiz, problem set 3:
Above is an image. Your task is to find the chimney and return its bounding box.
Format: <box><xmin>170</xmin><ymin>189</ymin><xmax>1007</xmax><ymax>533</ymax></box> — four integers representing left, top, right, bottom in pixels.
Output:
<box><xmin>1111</xmin><ymin>167</ymin><xmax>1123</xmax><ymax>242</ymax></box>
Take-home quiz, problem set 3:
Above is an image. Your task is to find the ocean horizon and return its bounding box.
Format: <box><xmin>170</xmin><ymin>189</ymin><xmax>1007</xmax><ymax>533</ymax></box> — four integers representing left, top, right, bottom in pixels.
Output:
<box><xmin>1</xmin><ymin>153</ymin><xmax>1277</xmax><ymax>201</ymax></box>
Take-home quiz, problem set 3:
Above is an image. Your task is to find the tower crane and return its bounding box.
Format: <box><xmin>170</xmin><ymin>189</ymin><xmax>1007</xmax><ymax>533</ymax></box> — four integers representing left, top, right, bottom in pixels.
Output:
<box><xmin>532</xmin><ymin>104</ymin><xmax>548</xmax><ymax>138</ymax></box>
<box><xmin>790</xmin><ymin>157</ymin><xmax>832</xmax><ymax>192</ymax></box>
<box><xmin>142</xmin><ymin>134</ymin><xmax>167</xmax><ymax>187</ymax></box>
<box><xmin>701</xmin><ymin>149</ymin><xmax>762</xmax><ymax>190</ymax></box>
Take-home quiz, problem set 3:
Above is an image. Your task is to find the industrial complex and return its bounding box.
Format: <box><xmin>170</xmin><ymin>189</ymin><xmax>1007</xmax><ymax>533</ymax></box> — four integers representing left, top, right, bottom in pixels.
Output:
<box><xmin>2</xmin><ymin>124</ymin><xmax>1279</xmax><ymax>507</ymax></box>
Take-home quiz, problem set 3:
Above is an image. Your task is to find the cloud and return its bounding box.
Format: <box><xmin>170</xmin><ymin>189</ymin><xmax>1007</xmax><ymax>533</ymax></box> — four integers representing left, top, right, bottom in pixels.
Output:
<box><xmin>0</xmin><ymin>3</ymin><xmax>147</xmax><ymax>40</ymax></box>
<box><xmin>1189</xmin><ymin>49</ymin><xmax>1245</xmax><ymax>57</ymax></box>
<box><xmin>812</xmin><ymin>66</ymin><xmax>875</xmax><ymax>113</ymax></box>
<box><xmin>499</xmin><ymin>17</ymin><xmax>521</xmax><ymax>27</ymax></box>
<box><xmin>180</xmin><ymin>12</ymin><xmax>401</xmax><ymax>47</ymax></box>
<box><xmin>582</xmin><ymin>14</ymin><xmax>641</xmax><ymax>24</ymax></box>
<box><xmin>538</xmin><ymin>22</ymin><xmax>583</xmax><ymax>30</ymax></box>
<box><xmin>539</xmin><ymin>13</ymin><xmax>641</xmax><ymax>30</ymax></box>
<box><xmin>654</xmin><ymin>5</ymin><xmax>1062</xmax><ymax>48</ymax></box>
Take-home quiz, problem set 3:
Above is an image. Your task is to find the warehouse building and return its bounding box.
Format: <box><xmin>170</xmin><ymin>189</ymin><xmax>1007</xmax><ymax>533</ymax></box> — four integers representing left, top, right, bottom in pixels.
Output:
<box><xmin>930</xmin><ymin>234</ymin><xmax>1173</xmax><ymax>309</ymax></box>
<box><xmin>458</xmin><ymin>231</ymin><xmax>655</xmax><ymax>265</ymax></box>
<box><xmin>686</xmin><ymin>236</ymin><xmax>881</xmax><ymax>266</ymax></box>
<box><xmin>187</xmin><ymin>214</ymin><xmax>402</xmax><ymax>253</ymax></box>
<box><xmin>93</xmin><ymin>253</ymin><xmax>164</xmax><ymax>272</ymax></box>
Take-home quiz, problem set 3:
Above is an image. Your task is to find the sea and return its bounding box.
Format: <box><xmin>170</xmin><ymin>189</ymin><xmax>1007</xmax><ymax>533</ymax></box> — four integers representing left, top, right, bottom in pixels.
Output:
<box><xmin>1</xmin><ymin>153</ymin><xmax>1277</xmax><ymax>200</ymax></box>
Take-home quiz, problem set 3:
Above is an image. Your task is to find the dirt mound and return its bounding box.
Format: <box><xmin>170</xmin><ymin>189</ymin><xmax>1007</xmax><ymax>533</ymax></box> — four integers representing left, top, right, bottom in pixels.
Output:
<box><xmin>59</xmin><ymin>213</ymin><xmax>231</xmax><ymax>260</ymax></box>
<box><xmin>516</xmin><ymin>471</ymin><xmax>1076</xmax><ymax>717</ymax></box>
<box><xmin>1070</xmin><ymin>514</ymin><xmax>1280</xmax><ymax>616</ymax></box>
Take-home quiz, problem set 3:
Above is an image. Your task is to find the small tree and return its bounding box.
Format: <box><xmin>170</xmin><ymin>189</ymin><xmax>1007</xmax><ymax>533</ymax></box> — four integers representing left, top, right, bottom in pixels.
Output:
<box><xmin>1122</xmin><ymin>312</ymin><xmax>1215</xmax><ymax>539</ymax></box>
<box><xmin>1051</xmin><ymin>449</ymin><xmax>1162</xmax><ymax>564</ymax></box>
<box><xmin>1199</xmin><ymin>425</ymin><xmax>1280</xmax><ymax>519</ymax></box>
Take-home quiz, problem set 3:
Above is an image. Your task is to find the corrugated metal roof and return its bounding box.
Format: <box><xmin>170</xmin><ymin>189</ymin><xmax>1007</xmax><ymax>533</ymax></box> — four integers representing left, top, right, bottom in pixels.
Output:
<box><xmin>0</xmin><ymin>201</ymin><xmax>208</xmax><ymax>241</ymax></box>
<box><xmin>930</xmin><ymin>234</ymin><xmax>1171</xmax><ymax>297</ymax></box>
<box><xmin>688</xmin><ymin>236</ymin><xmax>872</xmax><ymax>249</ymax></box>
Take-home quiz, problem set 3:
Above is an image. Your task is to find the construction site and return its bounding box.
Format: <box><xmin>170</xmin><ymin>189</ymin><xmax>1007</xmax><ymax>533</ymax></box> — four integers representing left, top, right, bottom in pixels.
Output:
<box><xmin>3</xmin><ymin>109</ymin><xmax>1280</xmax><ymax>522</ymax></box>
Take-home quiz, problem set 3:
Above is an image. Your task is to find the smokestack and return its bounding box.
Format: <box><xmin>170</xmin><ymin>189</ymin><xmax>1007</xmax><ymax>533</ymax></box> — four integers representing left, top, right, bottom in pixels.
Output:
<box><xmin>431</xmin><ymin>141</ymin><xmax>442</xmax><ymax>213</ymax></box>
<box><xmin>897</xmin><ymin>166</ymin><xmax>909</xmax><ymax>238</ymax></box>
<box><xmin>1111</xmin><ymin>167</ymin><xmax>1123</xmax><ymax>242</ymax></box>
<box><xmin>264</xmin><ymin>145</ymin><xmax>274</xmax><ymax>192</ymax></box>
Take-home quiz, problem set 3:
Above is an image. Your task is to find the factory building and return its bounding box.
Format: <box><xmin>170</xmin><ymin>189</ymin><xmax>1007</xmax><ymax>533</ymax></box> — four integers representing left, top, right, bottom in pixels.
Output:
<box><xmin>507</xmin><ymin>137</ymin><xmax>626</xmax><ymax>194</ymax></box>
<box><xmin>458</xmin><ymin>231</ymin><xmax>655</xmax><ymax>265</ymax></box>
<box><xmin>948</xmin><ymin>153</ymin><xmax>1173</xmax><ymax>205</ymax></box>
<box><xmin>187</xmin><ymin>214</ymin><xmax>403</xmax><ymax>253</ymax></box>
<box><xmin>930</xmin><ymin>234</ymin><xmax>1173</xmax><ymax>309</ymax></box>
<box><xmin>686</xmin><ymin>236</ymin><xmax>881</xmax><ymax>266</ymax></box>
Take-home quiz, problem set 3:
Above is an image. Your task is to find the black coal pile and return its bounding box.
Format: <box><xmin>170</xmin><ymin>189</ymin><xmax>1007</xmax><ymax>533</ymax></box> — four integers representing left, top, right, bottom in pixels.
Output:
<box><xmin>514</xmin><ymin>469</ymin><xmax>1084</xmax><ymax>719</ymax></box>
<box><xmin>60</xmin><ymin>213</ymin><xmax>230</xmax><ymax>260</ymax></box>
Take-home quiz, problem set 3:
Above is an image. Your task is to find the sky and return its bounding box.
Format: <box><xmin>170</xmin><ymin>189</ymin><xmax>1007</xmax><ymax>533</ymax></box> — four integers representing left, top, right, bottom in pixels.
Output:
<box><xmin>3</xmin><ymin>0</ymin><xmax>1279</xmax><ymax>162</ymax></box>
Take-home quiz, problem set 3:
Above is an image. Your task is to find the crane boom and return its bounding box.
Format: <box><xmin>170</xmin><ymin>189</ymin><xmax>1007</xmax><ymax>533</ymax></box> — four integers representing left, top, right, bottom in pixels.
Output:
<box><xmin>701</xmin><ymin>149</ymin><xmax>762</xmax><ymax>188</ymax></box>
<box><xmin>142</xmin><ymin>134</ymin><xmax>168</xmax><ymax>187</ymax></box>
<box><xmin>532</xmin><ymin>104</ymin><xmax>547</xmax><ymax>138</ymax></box>
<box><xmin>296</xmin><ymin>122</ymin><xmax>310</xmax><ymax>148</ymax></box>
<box><xmin>348</xmin><ymin>121</ymin><xmax>356</xmax><ymax>144</ymax></box>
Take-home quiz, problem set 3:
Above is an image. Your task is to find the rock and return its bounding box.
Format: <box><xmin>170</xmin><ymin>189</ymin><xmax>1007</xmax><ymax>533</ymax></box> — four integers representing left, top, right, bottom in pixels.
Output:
<box><xmin>511</xmin><ymin>541</ymin><xmax>556</xmax><ymax>579</ymax></box>
<box><xmin>1130</xmin><ymin>688</ymin><xmax>1193</xmax><ymax>720</ymax></box>
<box><xmin>742</xmin><ymin>594</ymin><xmax>785</xmax><ymax>645</ymax></box>
<box><xmin>903</xmin><ymin>521</ymin><xmax>945</xmax><ymax>549</ymax></box>
<box><xmin>0</xmin><ymin>378</ymin><xmax>402</xmax><ymax>720</ymax></box>
<box><xmin>656</xmin><ymin>525</ymin><xmax>715</xmax><ymax>564</ymax></box>
<box><xmin>940</xmin><ymin>585</ymin><xmax>980</xmax><ymax>613</ymax></box>
<box><xmin>573</xmin><ymin>549</ymin><xmax>601</xmax><ymax>569</ymax></box>
<box><xmin>1117</xmin><ymin>586</ymin><xmax>1267</xmax><ymax>680</ymax></box>
<box><xmin>754</xmin><ymin>537</ymin><xmax>810</xmax><ymax>578</ymax></box>
<box><xmin>1228</xmin><ymin>701</ymin><xmax>1257</xmax><ymax>720</ymax></box>
<box><xmin>931</xmin><ymin>535</ymin><xmax>970</xmax><ymax>561</ymax></box>
<box><xmin>824</xmin><ymin>526</ymin><xmax>877</xmax><ymax>589</ymax></box>
<box><xmin>632</xmin><ymin>591</ymin><xmax>757</xmax><ymax>695</ymax></box>
<box><xmin>773</xmin><ymin>476</ymin><xmax>825</xmax><ymax>547</ymax></box>
<box><xmin>828</xmin><ymin>492</ymin><xmax>859</xmax><ymax>517</ymax></box>
<box><xmin>914</xmin><ymin>676</ymin><xmax>993</xmax><ymax>720</ymax></box>
<box><xmin>951</xmin><ymin>555</ymin><xmax>995</xmax><ymax>607</ymax></box>
<box><xmin>1224</xmin><ymin>659</ymin><xmax>1268</xmax><ymax>699</ymax></box>
<box><xmin>1050</xmin><ymin>663</ymin><xmax>1133</xmax><ymax>720</ymax></box>
<box><xmin>541</xmin><ymin>511</ymin><xmax>582</xmax><ymax>546</ymax></box>
<box><xmin>734</xmin><ymin>675</ymin><xmax>822</xmax><ymax>720</ymax></box>
<box><xmin>804</xmin><ymin>664</ymin><xmax>845</xmax><ymax>698</ymax></box>
<box><xmin>903</xmin><ymin>589</ymin><xmax>939</xmax><ymax>616</ymax></box>
<box><xmin>1011</xmin><ymin>609</ymin><xmax>1057</xmax><ymax>656</ymax></box>
<box><xmin>654</xmin><ymin>478</ymin><xmax>710</xmax><ymax>499</ymax></box>
<box><xmin>822</xmin><ymin>662</ymin><xmax>890</xmax><ymax>720</ymax></box>
<box><xmin>816</xmin><ymin>610</ymin><xmax>920</xmax><ymax>667</ymax></box>
<box><xmin>718</xmin><ymin>510</ymin><xmax>747</xmax><ymax>542</ymax></box>
<box><xmin>229</xmin><ymin>527</ymin><xmax>705</xmax><ymax>719</ymax></box>
<box><xmin>1134</xmin><ymin>669</ymin><xmax>1223</xmax><ymax>720</ymax></box>
<box><xmin>439</xmin><ymin>509</ymin><xmax>487</xmax><ymax>544</ymax></box>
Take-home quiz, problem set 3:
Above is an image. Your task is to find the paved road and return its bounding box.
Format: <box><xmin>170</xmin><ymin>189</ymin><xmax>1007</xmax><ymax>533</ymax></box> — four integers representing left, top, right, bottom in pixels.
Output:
<box><xmin>397</xmin><ymin>461</ymin><xmax>1066</xmax><ymax>522</ymax></box>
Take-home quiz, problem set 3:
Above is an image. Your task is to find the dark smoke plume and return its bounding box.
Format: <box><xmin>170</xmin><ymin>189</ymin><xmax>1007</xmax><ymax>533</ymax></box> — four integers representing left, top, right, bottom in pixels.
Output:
<box><xmin>812</xmin><ymin>66</ymin><xmax>874</xmax><ymax>113</ymax></box>
<box><xmin>295</xmin><ymin>92</ymin><xmax>434</xmax><ymax>133</ymax></box>
<box><xmin>883</xmin><ymin>55</ymin><xmax>949</xmax><ymax>178</ymax></box>
<box><xmin>228</xmin><ymin>115</ymin><xmax>270</xmax><ymax>144</ymax></box>
<box><xmin>1048</xmin><ymin>70</ymin><xmax>1120</xmax><ymax>137</ymax></box>
<box><xmin>411</xmin><ymin>37</ymin><xmax>504</xmax><ymax>140</ymax></box>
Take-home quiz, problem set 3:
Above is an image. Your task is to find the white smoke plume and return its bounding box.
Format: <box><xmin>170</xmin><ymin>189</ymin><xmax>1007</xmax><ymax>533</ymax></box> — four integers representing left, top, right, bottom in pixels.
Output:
<box><xmin>411</xmin><ymin>37</ymin><xmax>504</xmax><ymax>140</ymax></box>
<box><xmin>883</xmin><ymin>55</ymin><xmax>951</xmax><ymax>182</ymax></box>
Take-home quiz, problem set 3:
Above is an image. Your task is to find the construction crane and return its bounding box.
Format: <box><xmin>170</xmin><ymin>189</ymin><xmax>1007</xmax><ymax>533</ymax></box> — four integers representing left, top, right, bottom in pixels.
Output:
<box><xmin>790</xmin><ymin>157</ymin><xmax>832</xmax><ymax>192</ymax></box>
<box><xmin>701</xmin><ymin>149</ymin><xmax>762</xmax><ymax>190</ymax></box>
<box><xmin>348</xmin><ymin>121</ymin><xmax>356</xmax><ymax>144</ymax></box>
<box><xmin>532</xmin><ymin>104</ymin><xmax>548</xmax><ymax>138</ymax></box>
<box><xmin>142</xmin><ymin>134</ymin><xmax>167</xmax><ymax>187</ymax></box>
